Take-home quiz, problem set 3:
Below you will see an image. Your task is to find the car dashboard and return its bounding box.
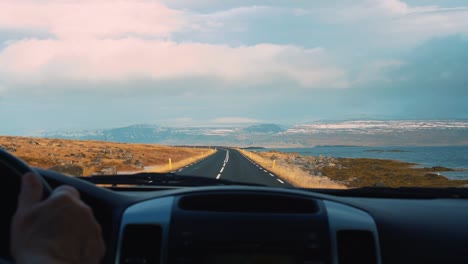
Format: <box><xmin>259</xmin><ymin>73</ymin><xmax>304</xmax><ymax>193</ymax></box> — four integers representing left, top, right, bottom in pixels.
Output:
<box><xmin>37</xmin><ymin>169</ymin><xmax>468</xmax><ymax>264</ymax></box>
<box><xmin>117</xmin><ymin>188</ymin><xmax>380</xmax><ymax>264</ymax></box>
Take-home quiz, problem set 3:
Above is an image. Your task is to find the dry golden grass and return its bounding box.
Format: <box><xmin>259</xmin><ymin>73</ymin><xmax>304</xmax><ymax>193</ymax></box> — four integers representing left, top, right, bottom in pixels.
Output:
<box><xmin>238</xmin><ymin>149</ymin><xmax>347</xmax><ymax>189</ymax></box>
<box><xmin>321</xmin><ymin>158</ymin><xmax>468</xmax><ymax>188</ymax></box>
<box><xmin>0</xmin><ymin>136</ymin><xmax>214</xmax><ymax>176</ymax></box>
<box><xmin>145</xmin><ymin>150</ymin><xmax>217</xmax><ymax>173</ymax></box>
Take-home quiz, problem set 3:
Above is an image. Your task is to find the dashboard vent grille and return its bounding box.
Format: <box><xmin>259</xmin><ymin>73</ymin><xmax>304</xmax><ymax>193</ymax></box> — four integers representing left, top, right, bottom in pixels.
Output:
<box><xmin>120</xmin><ymin>224</ymin><xmax>162</xmax><ymax>264</ymax></box>
<box><xmin>337</xmin><ymin>230</ymin><xmax>377</xmax><ymax>264</ymax></box>
<box><xmin>178</xmin><ymin>193</ymin><xmax>318</xmax><ymax>213</ymax></box>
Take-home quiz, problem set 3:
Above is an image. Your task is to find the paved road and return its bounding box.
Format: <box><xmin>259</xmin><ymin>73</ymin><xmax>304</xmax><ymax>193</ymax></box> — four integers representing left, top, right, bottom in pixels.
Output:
<box><xmin>174</xmin><ymin>148</ymin><xmax>293</xmax><ymax>188</ymax></box>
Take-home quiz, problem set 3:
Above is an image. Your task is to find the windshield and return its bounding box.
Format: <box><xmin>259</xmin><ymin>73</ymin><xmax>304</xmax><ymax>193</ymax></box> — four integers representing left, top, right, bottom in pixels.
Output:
<box><xmin>0</xmin><ymin>1</ymin><xmax>467</xmax><ymax>189</ymax></box>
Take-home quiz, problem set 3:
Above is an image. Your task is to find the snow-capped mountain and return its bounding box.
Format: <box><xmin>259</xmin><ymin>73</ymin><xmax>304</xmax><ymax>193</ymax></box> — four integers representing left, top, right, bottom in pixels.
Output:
<box><xmin>284</xmin><ymin>120</ymin><xmax>468</xmax><ymax>134</ymax></box>
<box><xmin>41</xmin><ymin>120</ymin><xmax>468</xmax><ymax>147</ymax></box>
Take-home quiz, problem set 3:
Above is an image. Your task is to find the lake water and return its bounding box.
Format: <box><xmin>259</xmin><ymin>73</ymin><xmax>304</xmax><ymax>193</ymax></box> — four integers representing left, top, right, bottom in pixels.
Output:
<box><xmin>255</xmin><ymin>146</ymin><xmax>468</xmax><ymax>180</ymax></box>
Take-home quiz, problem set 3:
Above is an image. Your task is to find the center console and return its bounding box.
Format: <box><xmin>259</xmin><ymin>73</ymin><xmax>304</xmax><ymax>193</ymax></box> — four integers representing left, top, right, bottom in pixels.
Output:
<box><xmin>117</xmin><ymin>189</ymin><xmax>381</xmax><ymax>264</ymax></box>
<box><xmin>169</xmin><ymin>193</ymin><xmax>330</xmax><ymax>264</ymax></box>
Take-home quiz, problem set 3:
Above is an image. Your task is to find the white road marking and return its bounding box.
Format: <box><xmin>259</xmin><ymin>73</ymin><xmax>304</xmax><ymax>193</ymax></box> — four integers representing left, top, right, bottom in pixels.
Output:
<box><xmin>269</xmin><ymin>173</ymin><xmax>274</xmax><ymax>177</ymax></box>
<box><xmin>216</xmin><ymin>149</ymin><xmax>230</xmax><ymax>180</ymax></box>
<box><xmin>178</xmin><ymin>169</ymin><xmax>183</xmax><ymax>172</ymax></box>
<box><xmin>277</xmin><ymin>179</ymin><xmax>285</xmax><ymax>184</ymax></box>
<box><xmin>263</xmin><ymin>170</ymin><xmax>268</xmax><ymax>172</ymax></box>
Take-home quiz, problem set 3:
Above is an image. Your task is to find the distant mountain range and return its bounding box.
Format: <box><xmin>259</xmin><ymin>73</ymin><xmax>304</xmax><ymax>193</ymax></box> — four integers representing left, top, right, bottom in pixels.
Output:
<box><xmin>41</xmin><ymin>120</ymin><xmax>468</xmax><ymax>147</ymax></box>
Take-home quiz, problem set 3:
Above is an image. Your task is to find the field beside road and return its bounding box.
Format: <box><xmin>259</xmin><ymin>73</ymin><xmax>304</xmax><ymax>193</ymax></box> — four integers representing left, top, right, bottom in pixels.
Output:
<box><xmin>239</xmin><ymin>149</ymin><xmax>346</xmax><ymax>189</ymax></box>
<box><xmin>0</xmin><ymin>136</ymin><xmax>214</xmax><ymax>176</ymax></box>
<box><xmin>240</xmin><ymin>149</ymin><xmax>468</xmax><ymax>188</ymax></box>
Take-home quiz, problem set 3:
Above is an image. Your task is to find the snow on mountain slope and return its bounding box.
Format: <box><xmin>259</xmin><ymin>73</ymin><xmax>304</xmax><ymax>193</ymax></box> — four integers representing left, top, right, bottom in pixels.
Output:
<box><xmin>284</xmin><ymin>120</ymin><xmax>468</xmax><ymax>134</ymax></box>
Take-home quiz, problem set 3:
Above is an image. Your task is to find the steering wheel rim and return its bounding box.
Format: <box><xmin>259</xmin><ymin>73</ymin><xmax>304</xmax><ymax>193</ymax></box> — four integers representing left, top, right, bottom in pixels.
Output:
<box><xmin>0</xmin><ymin>149</ymin><xmax>52</xmax><ymax>261</ymax></box>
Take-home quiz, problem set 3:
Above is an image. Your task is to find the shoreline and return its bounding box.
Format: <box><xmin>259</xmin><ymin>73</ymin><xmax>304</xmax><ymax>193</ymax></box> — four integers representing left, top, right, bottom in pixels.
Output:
<box><xmin>245</xmin><ymin>149</ymin><xmax>468</xmax><ymax>188</ymax></box>
<box><xmin>254</xmin><ymin>146</ymin><xmax>468</xmax><ymax>178</ymax></box>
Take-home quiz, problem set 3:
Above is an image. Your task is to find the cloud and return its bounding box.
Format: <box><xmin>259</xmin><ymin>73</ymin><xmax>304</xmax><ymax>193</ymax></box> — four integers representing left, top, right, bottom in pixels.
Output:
<box><xmin>0</xmin><ymin>0</ymin><xmax>185</xmax><ymax>39</ymax></box>
<box><xmin>0</xmin><ymin>0</ymin><xmax>465</xmax><ymax>95</ymax></box>
<box><xmin>210</xmin><ymin>117</ymin><xmax>261</xmax><ymax>123</ymax></box>
<box><xmin>188</xmin><ymin>6</ymin><xmax>277</xmax><ymax>33</ymax></box>
<box><xmin>0</xmin><ymin>38</ymin><xmax>347</xmax><ymax>91</ymax></box>
<box><xmin>317</xmin><ymin>0</ymin><xmax>468</xmax><ymax>47</ymax></box>
<box><xmin>178</xmin><ymin>0</ymin><xmax>468</xmax><ymax>49</ymax></box>
<box><xmin>0</xmin><ymin>0</ymin><xmax>351</xmax><ymax>92</ymax></box>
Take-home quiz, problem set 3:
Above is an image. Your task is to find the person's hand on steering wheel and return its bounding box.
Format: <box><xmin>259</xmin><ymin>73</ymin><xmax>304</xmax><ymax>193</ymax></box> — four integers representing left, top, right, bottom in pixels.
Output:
<box><xmin>10</xmin><ymin>172</ymin><xmax>105</xmax><ymax>264</ymax></box>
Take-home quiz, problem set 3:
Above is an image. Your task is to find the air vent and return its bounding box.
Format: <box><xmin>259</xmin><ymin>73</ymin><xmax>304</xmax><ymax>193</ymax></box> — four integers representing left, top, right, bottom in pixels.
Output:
<box><xmin>120</xmin><ymin>224</ymin><xmax>162</xmax><ymax>264</ymax></box>
<box><xmin>337</xmin><ymin>230</ymin><xmax>377</xmax><ymax>264</ymax></box>
<box><xmin>178</xmin><ymin>193</ymin><xmax>318</xmax><ymax>213</ymax></box>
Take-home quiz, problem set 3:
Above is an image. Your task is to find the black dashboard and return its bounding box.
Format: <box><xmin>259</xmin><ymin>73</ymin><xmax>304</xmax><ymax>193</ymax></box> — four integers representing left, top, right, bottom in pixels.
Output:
<box><xmin>117</xmin><ymin>188</ymin><xmax>380</xmax><ymax>264</ymax></box>
<box><xmin>35</xmin><ymin>169</ymin><xmax>468</xmax><ymax>264</ymax></box>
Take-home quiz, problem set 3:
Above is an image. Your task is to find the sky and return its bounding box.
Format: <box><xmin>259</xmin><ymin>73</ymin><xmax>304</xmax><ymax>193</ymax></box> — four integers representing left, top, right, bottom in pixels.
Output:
<box><xmin>0</xmin><ymin>0</ymin><xmax>467</xmax><ymax>135</ymax></box>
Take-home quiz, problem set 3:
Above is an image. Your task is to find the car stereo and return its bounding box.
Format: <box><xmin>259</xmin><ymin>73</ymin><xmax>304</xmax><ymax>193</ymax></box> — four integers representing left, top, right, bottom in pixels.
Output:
<box><xmin>168</xmin><ymin>193</ymin><xmax>330</xmax><ymax>264</ymax></box>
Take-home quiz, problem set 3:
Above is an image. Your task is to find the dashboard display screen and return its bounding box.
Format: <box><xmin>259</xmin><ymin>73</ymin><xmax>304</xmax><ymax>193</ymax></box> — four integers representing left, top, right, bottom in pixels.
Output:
<box><xmin>205</xmin><ymin>254</ymin><xmax>296</xmax><ymax>264</ymax></box>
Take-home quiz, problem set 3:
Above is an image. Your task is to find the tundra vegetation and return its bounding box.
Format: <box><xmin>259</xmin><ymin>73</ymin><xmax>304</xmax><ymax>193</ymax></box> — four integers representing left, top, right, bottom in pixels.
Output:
<box><xmin>0</xmin><ymin>136</ymin><xmax>214</xmax><ymax>176</ymax></box>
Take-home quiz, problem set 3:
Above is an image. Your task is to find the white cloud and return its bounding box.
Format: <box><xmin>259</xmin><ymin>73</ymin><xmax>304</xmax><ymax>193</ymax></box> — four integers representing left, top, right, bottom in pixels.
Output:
<box><xmin>320</xmin><ymin>0</ymin><xmax>435</xmax><ymax>22</ymax></box>
<box><xmin>0</xmin><ymin>38</ymin><xmax>347</xmax><ymax>90</ymax></box>
<box><xmin>0</xmin><ymin>0</ymin><xmax>185</xmax><ymax>39</ymax></box>
<box><xmin>388</xmin><ymin>8</ymin><xmax>468</xmax><ymax>45</ymax></box>
<box><xmin>181</xmin><ymin>0</ymin><xmax>468</xmax><ymax>48</ymax></box>
<box><xmin>0</xmin><ymin>0</ymin><xmax>349</xmax><ymax>92</ymax></box>
<box><xmin>210</xmin><ymin>117</ymin><xmax>261</xmax><ymax>123</ymax></box>
<box><xmin>2</xmin><ymin>0</ymin><xmax>465</xmax><ymax>94</ymax></box>
<box><xmin>169</xmin><ymin>0</ymin><xmax>468</xmax><ymax>49</ymax></box>
<box><xmin>318</xmin><ymin>0</ymin><xmax>468</xmax><ymax>46</ymax></box>
<box><xmin>188</xmin><ymin>6</ymin><xmax>275</xmax><ymax>33</ymax></box>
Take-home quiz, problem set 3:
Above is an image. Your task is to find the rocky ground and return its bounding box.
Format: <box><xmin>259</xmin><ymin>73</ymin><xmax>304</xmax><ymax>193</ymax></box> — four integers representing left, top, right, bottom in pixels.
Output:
<box><xmin>255</xmin><ymin>151</ymin><xmax>468</xmax><ymax>188</ymax></box>
<box><xmin>0</xmin><ymin>136</ymin><xmax>210</xmax><ymax>176</ymax></box>
<box><xmin>272</xmin><ymin>152</ymin><xmax>342</xmax><ymax>177</ymax></box>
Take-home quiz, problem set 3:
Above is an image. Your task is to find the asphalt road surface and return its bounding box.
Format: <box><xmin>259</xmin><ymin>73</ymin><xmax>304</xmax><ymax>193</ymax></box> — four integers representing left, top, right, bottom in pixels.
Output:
<box><xmin>173</xmin><ymin>148</ymin><xmax>293</xmax><ymax>188</ymax></box>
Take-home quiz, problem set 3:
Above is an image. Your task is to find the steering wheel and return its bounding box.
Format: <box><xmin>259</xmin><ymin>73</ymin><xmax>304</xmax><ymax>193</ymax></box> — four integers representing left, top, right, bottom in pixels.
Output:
<box><xmin>0</xmin><ymin>149</ymin><xmax>52</xmax><ymax>261</ymax></box>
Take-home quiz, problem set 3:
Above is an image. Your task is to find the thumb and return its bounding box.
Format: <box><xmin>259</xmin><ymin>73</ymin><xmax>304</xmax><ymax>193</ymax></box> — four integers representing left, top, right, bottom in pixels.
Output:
<box><xmin>17</xmin><ymin>172</ymin><xmax>43</xmax><ymax>210</ymax></box>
